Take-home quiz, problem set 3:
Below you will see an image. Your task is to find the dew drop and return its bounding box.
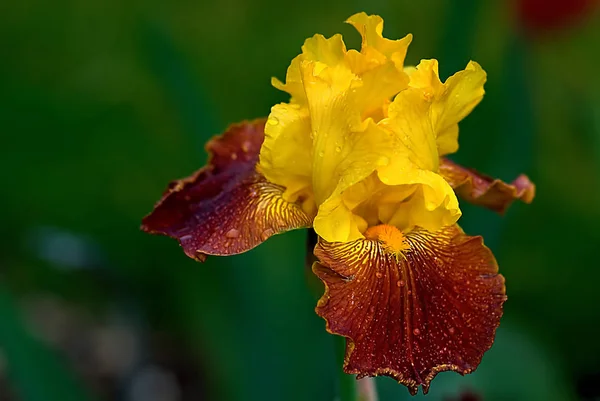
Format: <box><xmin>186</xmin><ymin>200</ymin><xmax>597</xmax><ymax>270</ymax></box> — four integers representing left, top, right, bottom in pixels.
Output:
<box><xmin>375</xmin><ymin>272</ymin><xmax>383</xmax><ymax>279</ymax></box>
<box><xmin>225</xmin><ymin>228</ymin><xmax>240</xmax><ymax>238</ymax></box>
<box><xmin>335</xmin><ymin>146</ymin><xmax>342</xmax><ymax>153</ymax></box>
<box><xmin>318</xmin><ymin>151</ymin><xmax>325</xmax><ymax>157</ymax></box>
<box><xmin>413</xmin><ymin>328</ymin><xmax>421</xmax><ymax>336</ymax></box>
<box><xmin>448</xmin><ymin>327</ymin><xmax>455</xmax><ymax>335</ymax></box>
<box><xmin>396</xmin><ymin>280</ymin><xmax>405</xmax><ymax>287</ymax></box>
<box><xmin>377</xmin><ymin>156</ymin><xmax>389</xmax><ymax>166</ymax></box>
<box><xmin>241</xmin><ymin>141</ymin><xmax>251</xmax><ymax>153</ymax></box>
<box><xmin>267</xmin><ymin>116</ymin><xmax>279</xmax><ymax>126</ymax></box>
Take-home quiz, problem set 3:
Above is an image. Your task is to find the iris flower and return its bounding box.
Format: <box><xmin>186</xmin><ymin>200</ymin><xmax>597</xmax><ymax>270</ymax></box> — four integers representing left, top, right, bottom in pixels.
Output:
<box><xmin>142</xmin><ymin>13</ymin><xmax>535</xmax><ymax>395</ymax></box>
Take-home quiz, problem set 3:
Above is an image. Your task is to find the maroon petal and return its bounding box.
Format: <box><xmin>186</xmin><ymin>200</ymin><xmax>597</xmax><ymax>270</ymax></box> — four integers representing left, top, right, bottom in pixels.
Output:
<box><xmin>439</xmin><ymin>157</ymin><xmax>535</xmax><ymax>214</ymax></box>
<box><xmin>313</xmin><ymin>225</ymin><xmax>506</xmax><ymax>395</ymax></box>
<box><xmin>141</xmin><ymin>120</ymin><xmax>312</xmax><ymax>261</ymax></box>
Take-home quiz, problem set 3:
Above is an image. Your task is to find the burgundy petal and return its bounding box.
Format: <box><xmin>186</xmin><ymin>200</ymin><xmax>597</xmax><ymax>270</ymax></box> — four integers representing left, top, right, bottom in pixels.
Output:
<box><xmin>313</xmin><ymin>225</ymin><xmax>506</xmax><ymax>395</ymax></box>
<box><xmin>439</xmin><ymin>157</ymin><xmax>535</xmax><ymax>214</ymax></box>
<box><xmin>142</xmin><ymin>120</ymin><xmax>312</xmax><ymax>261</ymax></box>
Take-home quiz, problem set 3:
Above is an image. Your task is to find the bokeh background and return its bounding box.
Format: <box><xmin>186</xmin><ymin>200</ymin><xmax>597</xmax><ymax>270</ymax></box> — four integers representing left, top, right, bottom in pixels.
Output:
<box><xmin>2</xmin><ymin>0</ymin><xmax>600</xmax><ymax>400</ymax></box>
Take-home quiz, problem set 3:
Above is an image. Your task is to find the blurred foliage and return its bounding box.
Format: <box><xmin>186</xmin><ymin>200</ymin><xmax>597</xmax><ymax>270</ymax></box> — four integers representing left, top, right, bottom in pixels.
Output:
<box><xmin>1</xmin><ymin>0</ymin><xmax>599</xmax><ymax>400</ymax></box>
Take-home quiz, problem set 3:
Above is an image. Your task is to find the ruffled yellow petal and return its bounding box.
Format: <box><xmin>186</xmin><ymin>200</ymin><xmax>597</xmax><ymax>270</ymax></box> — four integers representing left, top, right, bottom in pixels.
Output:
<box><xmin>262</xmin><ymin>14</ymin><xmax>485</xmax><ymax>241</ymax></box>
<box><xmin>272</xmin><ymin>55</ymin><xmax>305</xmax><ymax>104</ymax></box>
<box><xmin>407</xmin><ymin>60</ymin><xmax>486</xmax><ymax>155</ymax></box>
<box><xmin>302</xmin><ymin>34</ymin><xmax>347</xmax><ymax>66</ymax></box>
<box><xmin>259</xmin><ymin>103</ymin><xmax>313</xmax><ymax>202</ymax></box>
<box><xmin>271</xmin><ymin>34</ymin><xmax>346</xmax><ymax>104</ymax></box>
<box><xmin>298</xmin><ymin>60</ymin><xmax>393</xmax><ymax>242</ymax></box>
<box><xmin>379</xmin><ymin>173</ymin><xmax>461</xmax><ymax>232</ymax></box>
<box><xmin>272</xmin><ymin>34</ymin><xmax>347</xmax><ymax>104</ymax></box>
<box><xmin>380</xmin><ymin>87</ymin><xmax>439</xmax><ymax>173</ymax></box>
<box><xmin>375</xmin><ymin>87</ymin><xmax>460</xmax><ymax>232</ymax></box>
<box><xmin>346</xmin><ymin>13</ymin><xmax>413</xmax><ymax>67</ymax></box>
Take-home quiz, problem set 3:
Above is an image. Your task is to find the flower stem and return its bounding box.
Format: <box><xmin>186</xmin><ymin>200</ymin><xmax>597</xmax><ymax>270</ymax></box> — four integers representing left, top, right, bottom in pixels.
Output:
<box><xmin>334</xmin><ymin>336</ymin><xmax>379</xmax><ymax>401</ymax></box>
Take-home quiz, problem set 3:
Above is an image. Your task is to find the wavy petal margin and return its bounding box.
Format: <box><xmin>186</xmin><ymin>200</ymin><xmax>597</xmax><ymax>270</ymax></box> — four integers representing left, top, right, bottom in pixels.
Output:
<box><xmin>313</xmin><ymin>225</ymin><xmax>506</xmax><ymax>395</ymax></box>
<box><xmin>141</xmin><ymin>120</ymin><xmax>312</xmax><ymax>261</ymax></box>
<box><xmin>439</xmin><ymin>157</ymin><xmax>535</xmax><ymax>214</ymax></box>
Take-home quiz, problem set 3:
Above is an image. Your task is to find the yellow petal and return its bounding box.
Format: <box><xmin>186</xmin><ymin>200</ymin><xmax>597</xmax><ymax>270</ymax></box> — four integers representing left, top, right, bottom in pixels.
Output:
<box><xmin>433</xmin><ymin>61</ymin><xmax>486</xmax><ymax>155</ymax></box>
<box><xmin>272</xmin><ymin>34</ymin><xmax>348</xmax><ymax>104</ymax></box>
<box><xmin>313</xmin><ymin>197</ymin><xmax>364</xmax><ymax>243</ymax></box>
<box><xmin>355</xmin><ymin>59</ymin><xmax>409</xmax><ymax>119</ymax></box>
<box><xmin>380</xmin><ymin>87</ymin><xmax>439</xmax><ymax>174</ymax></box>
<box><xmin>301</xmin><ymin>61</ymin><xmax>387</xmax><ymax>201</ymax></box>
<box><xmin>375</xmin><ymin>87</ymin><xmax>460</xmax><ymax>232</ymax></box>
<box><xmin>259</xmin><ymin>103</ymin><xmax>313</xmax><ymax>202</ymax></box>
<box><xmin>405</xmin><ymin>59</ymin><xmax>442</xmax><ymax>93</ymax></box>
<box><xmin>346</xmin><ymin>12</ymin><xmax>413</xmax><ymax>66</ymax></box>
<box><xmin>272</xmin><ymin>54</ymin><xmax>306</xmax><ymax>104</ymax></box>
<box><xmin>408</xmin><ymin>59</ymin><xmax>486</xmax><ymax>155</ymax></box>
<box><xmin>302</xmin><ymin>33</ymin><xmax>347</xmax><ymax>66</ymax></box>
<box><xmin>300</xmin><ymin>60</ymin><xmax>394</xmax><ymax>241</ymax></box>
<box><xmin>381</xmin><ymin>172</ymin><xmax>461</xmax><ymax>232</ymax></box>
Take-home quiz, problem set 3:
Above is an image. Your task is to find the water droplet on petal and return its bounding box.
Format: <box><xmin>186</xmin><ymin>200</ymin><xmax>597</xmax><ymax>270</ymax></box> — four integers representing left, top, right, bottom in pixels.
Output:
<box><xmin>378</xmin><ymin>156</ymin><xmax>389</xmax><ymax>166</ymax></box>
<box><xmin>225</xmin><ymin>228</ymin><xmax>240</xmax><ymax>238</ymax></box>
<box><xmin>396</xmin><ymin>280</ymin><xmax>405</xmax><ymax>287</ymax></box>
<box><xmin>375</xmin><ymin>272</ymin><xmax>383</xmax><ymax>279</ymax></box>
<box><xmin>318</xmin><ymin>151</ymin><xmax>325</xmax><ymax>157</ymax></box>
<box><xmin>413</xmin><ymin>328</ymin><xmax>421</xmax><ymax>336</ymax></box>
<box><xmin>335</xmin><ymin>146</ymin><xmax>342</xmax><ymax>153</ymax></box>
<box><xmin>448</xmin><ymin>327</ymin><xmax>455</xmax><ymax>335</ymax></box>
<box><xmin>267</xmin><ymin>116</ymin><xmax>279</xmax><ymax>126</ymax></box>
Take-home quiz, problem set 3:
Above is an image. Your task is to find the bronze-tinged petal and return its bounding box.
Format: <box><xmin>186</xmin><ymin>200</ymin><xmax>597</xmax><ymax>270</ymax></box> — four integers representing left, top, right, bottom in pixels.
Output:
<box><xmin>141</xmin><ymin>120</ymin><xmax>312</xmax><ymax>261</ymax></box>
<box><xmin>439</xmin><ymin>157</ymin><xmax>535</xmax><ymax>214</ymax></box>
<box><xmin>313</xmin><ymin>225</ymin><xmax>506</xmax><ymax>395</ymax></box>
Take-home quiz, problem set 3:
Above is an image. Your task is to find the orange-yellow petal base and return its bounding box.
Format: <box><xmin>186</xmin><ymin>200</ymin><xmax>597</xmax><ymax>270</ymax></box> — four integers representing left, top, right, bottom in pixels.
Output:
<box><xmin>439</xmin><ymin>157</ymin><xmax>535</xmax><ymax>214</ymax></box>
<box><xmin>141</xmin><ymin>120</ymin><xmax>312</xmax><ymax>261</ymax></box>
<box><xmin>313</xmin><ymin>225</ymin><xmax>506</xmax><ymax>395</ymax></box>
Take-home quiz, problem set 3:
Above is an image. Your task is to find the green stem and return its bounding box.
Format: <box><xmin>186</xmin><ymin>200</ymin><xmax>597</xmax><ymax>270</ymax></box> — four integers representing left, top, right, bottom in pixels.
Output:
<box><xmin>335</xmin><ymin>336</ymin><xmax>357</xmax><ymax>401</ymax></box>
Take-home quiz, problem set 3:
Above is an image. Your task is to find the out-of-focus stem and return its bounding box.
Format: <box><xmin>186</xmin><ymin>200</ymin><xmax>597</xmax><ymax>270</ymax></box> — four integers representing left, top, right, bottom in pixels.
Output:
<box><xmin>335</xmin><ymin>337</ymin><xmax>378</xmax><ymax>401</ymax></box>
<box><xmin>357</xmin><ymin>377</ymin><xmax>378</xmax><ymax>401</ymax></box>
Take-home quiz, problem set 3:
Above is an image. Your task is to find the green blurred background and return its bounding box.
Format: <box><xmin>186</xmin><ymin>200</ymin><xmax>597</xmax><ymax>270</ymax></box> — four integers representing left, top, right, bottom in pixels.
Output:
<box><xmin>1</xmin><ymin>0</ymin><xmax>599</xmax><ymax>400</ymax></box>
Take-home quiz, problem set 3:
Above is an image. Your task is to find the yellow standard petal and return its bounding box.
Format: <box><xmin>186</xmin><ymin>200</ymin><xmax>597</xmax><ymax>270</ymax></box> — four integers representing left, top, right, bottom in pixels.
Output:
<box><xmin>259</xmin><ymin>103</ymin><xmax>312</xmax><ymax>202</ymax></box>
<box><xmin>346</xmin><ymin>13</ymin><xmax>412</xmax><ymax>67</ymax></box>
<box><xmin>375</xmin><ymin>87</ymin><xmax>461</xmax><ymax>232</ymax></box>
<box><xmin>301</xmin><ymin>60</ymin><xmax>394</xmax><ymax>242</ymax></box>
<box><xmin>407</xmin><ymin>59</ymin><xmax>487</xmax><ymax>155</ymax></box>
<box><xmin>259</xmin><ymin>13</ymin><xmax>489</xmax><ymax>242</ymax></box>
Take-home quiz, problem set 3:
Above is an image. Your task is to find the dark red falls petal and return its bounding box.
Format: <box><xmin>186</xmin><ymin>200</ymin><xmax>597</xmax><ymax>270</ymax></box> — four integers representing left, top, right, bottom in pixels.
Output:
<box><xmin>141</xmin><ymin>120</ymin><xmax>311</xmax><ymax>261</ymax></box>
<box><xmin>313</xmin><ymin>225</ymin><xmax>506</xmax><ymax>395</ymax></box>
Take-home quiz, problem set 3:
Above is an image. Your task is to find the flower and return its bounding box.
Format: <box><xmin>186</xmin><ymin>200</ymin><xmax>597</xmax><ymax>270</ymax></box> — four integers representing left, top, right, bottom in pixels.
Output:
<box><xmin>515</xmin><ymin>0</ymin><xmax>598</xmax><ymax>33</ymax></box>
<box><xmin>141</xmin><ymin>13</ymin><xmax>535</xmax><ymax>395</ymax></box>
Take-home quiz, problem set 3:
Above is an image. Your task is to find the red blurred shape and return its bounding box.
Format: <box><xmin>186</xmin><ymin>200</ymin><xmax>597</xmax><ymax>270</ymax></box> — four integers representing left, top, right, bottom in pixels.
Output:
<box><xmin>516</xmin><ymin>0</ymin><xmax>598</xmax><ymax>32</ymax></box>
